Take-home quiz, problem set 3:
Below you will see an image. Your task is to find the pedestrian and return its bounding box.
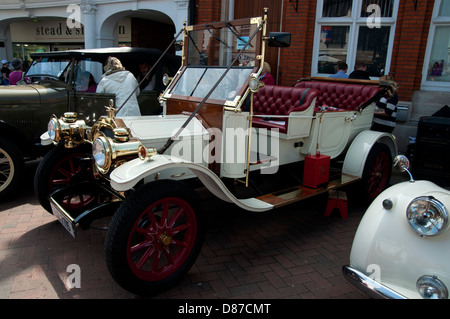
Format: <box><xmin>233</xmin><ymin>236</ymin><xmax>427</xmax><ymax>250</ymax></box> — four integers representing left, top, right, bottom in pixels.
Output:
<box><xmin>1</xmin><ymin>59</ymin><xmax>11</xmax><ymax>85</ymax></box>
<box><xmin>371</xmin><ymin>75</ymin><xmax>398</xmax><ymax>134</ymax></box>
<box><xmin>349</xmin><ymin>63</ymin><xmax>370</xmax><ymax>80</ymax></box>
<box><xmin>9</xmin><ymin>58</ymin><xmax>29</xmax><ymax>85</ymax></box>
<box><xmin>77</xmin><ymin>71</ymin><xmax>97</xmax><ymax>93</ymax></box>
<box><xmin>259</xmin><ymin>62</ymin><xmax>275</xmax><ymax>85</ymax></box>
<box><xmin>96</xmin><ymin>56</ymin><xmax>141</xmax><ymax>117</ymax></box>
<box><xmin>329</xmin><ymin>61</ymin><xmax>349</xmax><ymax>79</ymax></box>
<box><xmin>137</xmin><ymin>61</ymin><xmax>156</xmax><ymax>91</ymax></box>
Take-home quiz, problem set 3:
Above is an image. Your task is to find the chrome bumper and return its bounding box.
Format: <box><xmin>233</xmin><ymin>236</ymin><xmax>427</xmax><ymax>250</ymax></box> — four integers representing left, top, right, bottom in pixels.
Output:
<box><xmin>342</xmin><ymin>265</ymin><xmax>407</xmax><ymax>299</ymax></box>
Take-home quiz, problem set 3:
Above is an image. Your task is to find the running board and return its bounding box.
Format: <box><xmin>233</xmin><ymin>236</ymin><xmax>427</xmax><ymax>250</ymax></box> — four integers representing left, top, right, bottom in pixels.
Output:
<box><xmin>249</xmin><ymin>151</ymin><xmax>276</xmax><ymax>165</ymax></box>
<box><xmin>256</xmin><ymin>173</ymin><xmax>359</xmax><ymax>208</ymax></box>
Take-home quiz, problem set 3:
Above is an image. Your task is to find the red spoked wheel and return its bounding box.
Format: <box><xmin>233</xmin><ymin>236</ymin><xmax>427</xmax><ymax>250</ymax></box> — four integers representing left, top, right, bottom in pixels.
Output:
<box><xmin>362</xmin><ymin>143</ymin><xmax>392</xmax><ymax>201</ymax></box>
<box><xmin>34</xmin><ymin>144</ymin><xmax>95</xmax><ymax>213</ymax></box>
<box><xmin>128</xmin><ymin>197</ymin><xmax>198</xmax><ymax>281</ymax></box>
<box><xmin>105</xmin><ymin>180</ymin><xmax>204</xmax><ymax>296</ymax></box>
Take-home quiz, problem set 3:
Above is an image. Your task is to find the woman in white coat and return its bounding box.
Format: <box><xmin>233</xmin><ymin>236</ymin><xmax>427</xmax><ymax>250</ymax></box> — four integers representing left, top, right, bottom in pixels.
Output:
<box><xmin>96</xmin><ymin>56</ymin><xmax>141</xmax><ymax>117</ymax></box>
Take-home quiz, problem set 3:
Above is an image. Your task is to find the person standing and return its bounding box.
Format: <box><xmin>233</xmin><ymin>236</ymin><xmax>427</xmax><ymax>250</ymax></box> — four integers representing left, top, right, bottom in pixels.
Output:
<box><xmin>371</xmin><ymin>75</ymin><xmax>398</xmax><ymax>133</ymax></box>
<box><xmin>1</xmin><ymin>60</ymin><xmax>11</xmax><ymax>85</ymax></box>
<box><xmin>96</xmin><ymin>56</ymin><xmax>141</xmax><ymax>117</ymax></box>
<box><xmin>9</xmin><ymin>58</ymin><xmax>29</xmax><ymax>85</ymax></box>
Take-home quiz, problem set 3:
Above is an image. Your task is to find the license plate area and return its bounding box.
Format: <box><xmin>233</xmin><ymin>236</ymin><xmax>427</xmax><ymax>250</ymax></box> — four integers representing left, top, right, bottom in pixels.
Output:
<box><xmin>50</xmin><ymin>200</ymin><xmax>76</xmax><ymax>238</ymax></box>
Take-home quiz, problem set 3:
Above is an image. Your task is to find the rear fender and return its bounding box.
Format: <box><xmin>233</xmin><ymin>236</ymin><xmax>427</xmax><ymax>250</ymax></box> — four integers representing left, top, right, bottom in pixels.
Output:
<box><xmin>110</xmin><ymin>155</ymin><xmax>274</xmax><ymax>212</ymax></box>
<box><xmin>342</xmin><ymin>130</ymin><xmax>397</xmax><ymax>178</ymax></box>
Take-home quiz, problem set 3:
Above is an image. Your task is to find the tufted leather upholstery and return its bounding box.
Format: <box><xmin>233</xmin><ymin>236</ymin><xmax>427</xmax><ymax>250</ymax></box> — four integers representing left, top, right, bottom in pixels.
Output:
<box><xmin>294</xmin><ymin>81</ymin><xmax>380</xmax><ymax>111</ymax></box>
<box><xmin>252</xmin><ymin>85</ymin><xmax>320</xmax><ymax>134</ymax></box>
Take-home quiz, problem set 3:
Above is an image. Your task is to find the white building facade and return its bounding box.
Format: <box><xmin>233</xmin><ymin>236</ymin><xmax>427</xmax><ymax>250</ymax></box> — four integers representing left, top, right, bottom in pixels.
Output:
<box><xmin>0</xmin><ymin>0</ymin><xmax>190</xmax><ymax>61</ymax></box>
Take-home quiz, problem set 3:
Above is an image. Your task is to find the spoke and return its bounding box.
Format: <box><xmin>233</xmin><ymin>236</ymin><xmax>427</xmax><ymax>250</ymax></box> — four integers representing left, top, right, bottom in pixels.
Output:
<box><xmin>145</xmin><ymin>208</ymin><xmax>159</xmax><ymax>226</ymax></box>
<box><xmin>171</xmin><ymin>238</ymin><xmax>188</xmax><ymax>248</ymax></box>
<box><xmin>162</xmin><ymin>246</ymin><xmax>175</xmax><ymax>265</ymax></box>
<box><xmin>160</xmin><ymin>202</ymin><xmax>170</xmax><ymax>227</ymax></box>
<box><xmin>68</xmin><ymin>158</ymin><xmax>76</xmax><ymax>175</ymax></box>
<box><xmin>167</xmin><ymin>207</ymin><xmax>185</xmax><ymax>228</ymax></box>
<box><xmin>134</xmin><ymin>227</ymin><xmax>152</xmax><ymax>236</ymax></box>
<box><xmin>131</xmin><ymin>238</ymin><xmax>153</xmax><ymax>253</ymax></box>
<box><xmin>151</xmin><ymin>249</ymin><xmax>162</xmax><ymax>272</ymax></box>
<box><xmin>56</xmin><ymin>166</ymin><xmax>74</xmax><ymax>179</ymax></box>
<box><xmin>171</xmin><ymin>222</ymin><xmax>191</xmax><ymax>235</ymax></box>
<box><xmin>0</xmin><ymin>170</ymin><xmax>9</xmax><ymax>179</ymax></box>
<box><xmin>136</xmin><ymin>246</ymin><xmax>155</xmax><ymax>270</ymax></box>
<box><xmin>52</xmin><ymin>177</ymin><xmax>72</xmax><ymax>185</ymax></box>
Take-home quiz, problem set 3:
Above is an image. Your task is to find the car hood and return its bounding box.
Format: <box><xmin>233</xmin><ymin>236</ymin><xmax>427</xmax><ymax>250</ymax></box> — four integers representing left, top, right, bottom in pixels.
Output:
<box><xmin>0</xmin><ymin>83</ymin><xmax>68</xmax><ymax>104</ymax></box>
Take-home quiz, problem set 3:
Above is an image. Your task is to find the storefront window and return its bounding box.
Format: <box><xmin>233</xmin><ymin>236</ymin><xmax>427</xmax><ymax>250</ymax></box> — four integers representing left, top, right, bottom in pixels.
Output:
<box><xmin>322</xmin><ymin>0</ymin><xmax>352</xmax><ymax>17</ymax></box>
<box><xmin>318</xmin><ymin>26</ymin><xmax>349</xmax><ymax>74</ymax></box>
<box><xmin>360</xmin><ymin>0</ymin><xmax>394</xmax><ymax>17</ymax></box>
<box><xmin>422</xmin><ymin>0</ymin><xmax>450</xmax><ymax>90</ymax></box>
<box><xmin>440</xmin><ymin>0</ymin><xmax>450</xmax><ymax>16</ymax></box>
<box><xmin>13</xmin><ymin>44</ymin><xmax>49</xmax><ymax>66</ymax></box>
<box><xmin>356</xmin><ymin>26</ymin><xmax>390</xmax><ymax>77</ymax></box>
<box><xmin>313</xmin><ymin>0</ymin><xmax>398</xmax><ymax>78</ymax></box>
<box><xmin>426</xmin><ymin>26</ymin><xmax>450</xmax><ymax>82</ymax></box>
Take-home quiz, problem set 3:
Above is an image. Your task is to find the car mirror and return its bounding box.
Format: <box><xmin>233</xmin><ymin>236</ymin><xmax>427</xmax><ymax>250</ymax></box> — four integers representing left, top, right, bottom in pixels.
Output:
<box><xmin>267</xmin><ymin>32</ymin><xmax>291</xmax><ymax>47</ymax></box>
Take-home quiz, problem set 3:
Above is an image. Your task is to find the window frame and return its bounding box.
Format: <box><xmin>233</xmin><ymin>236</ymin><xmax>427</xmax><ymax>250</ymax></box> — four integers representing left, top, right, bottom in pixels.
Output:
<box><xmin>421</xmin><ymin>0</ymin><xmax>450</xmax><ymax>92</ymax></box>
<box><xmin>312</xmin><ymin>0</ymin><xmax>399</xmax><ymax>79</ymax></box>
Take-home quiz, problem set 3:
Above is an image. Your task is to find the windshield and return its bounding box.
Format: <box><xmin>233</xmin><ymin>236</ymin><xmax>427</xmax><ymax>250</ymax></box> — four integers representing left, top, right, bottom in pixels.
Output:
<box><xmin>187</xmin><ymin>23</ymin><xmax>259</xmax><ymax>67</ymax></box>
<box><xmin>171</xmin><ymin>67</ymin><xmax>253</xmax><ymax>101</ymax></box>
<box><xmin>168</xmin><ymin>20</ymin><xmax>261</xmax><ymax>102</ymax></box>
<box><xmin>26</xmin><ymin>58</ymin><xmax>70</xmax><ymax>79</ymax></box>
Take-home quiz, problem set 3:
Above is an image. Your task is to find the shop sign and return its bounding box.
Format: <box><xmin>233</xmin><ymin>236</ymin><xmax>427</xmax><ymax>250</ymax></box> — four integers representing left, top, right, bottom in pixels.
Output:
<box><xmin>10</xmin><ymin>19</ymin><xmax>131</xmax><ymax>43</ymax></box>
<box><xmin>11</xmin><ymin>21</ymin><xmax>84</xmax><ymax>42</ymax></box>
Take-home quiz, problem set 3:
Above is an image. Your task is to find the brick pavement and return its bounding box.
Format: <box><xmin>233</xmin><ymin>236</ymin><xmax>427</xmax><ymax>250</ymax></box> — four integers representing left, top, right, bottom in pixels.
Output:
<box><xmin>0</xmin><ymin>161</ymin><xmax>408</xmax><ymax>299</ymax></box>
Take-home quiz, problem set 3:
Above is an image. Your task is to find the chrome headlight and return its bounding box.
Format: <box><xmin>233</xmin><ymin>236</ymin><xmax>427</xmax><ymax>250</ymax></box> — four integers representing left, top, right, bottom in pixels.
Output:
<box><xmin>92</xmin><ymin>136</ymin><xmax>111</xmax><ymax>173</ymax></box>
<box><xmin>406</xmin><ymin>196</ymin><xmax>448</xmax><ymax>237</ymax></box>
<box><xmin>417</xmin><ymin>275</ymin><xmax>448</xmax><ymax>299</ymax></box>
<box><xmin>47</xmin><ymin>116</ymin><xmax>60</xmax><ymax>142</ymax></box>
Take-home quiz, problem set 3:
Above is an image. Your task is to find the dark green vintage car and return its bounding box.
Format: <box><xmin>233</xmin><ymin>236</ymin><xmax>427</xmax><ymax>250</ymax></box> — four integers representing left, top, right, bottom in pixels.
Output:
<box><xmin>0</xmin><ymin>47</ymin><xmax>181</xmax><ymax>201</ymax></box>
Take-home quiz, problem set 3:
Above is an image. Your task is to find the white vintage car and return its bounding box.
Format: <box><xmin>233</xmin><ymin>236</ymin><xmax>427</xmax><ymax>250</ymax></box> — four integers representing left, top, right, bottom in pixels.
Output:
<box><xmin>343</xmin><ymin>155</ymin><xmax>450</xmax><ymax>299</ymax></box>
<box><xmin>36</xmin><ymin>10</ymin><xmax>398</xmax><ymax>296</ymax></box>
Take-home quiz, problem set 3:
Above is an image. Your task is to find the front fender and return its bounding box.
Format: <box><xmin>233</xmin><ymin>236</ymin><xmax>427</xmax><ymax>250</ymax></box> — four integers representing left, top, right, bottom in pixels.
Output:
<box><xmin>109</xmin><ymin>155</ymin><xmax>274</xmax><ymax>212</ymax></box>
<box><xmin>342</xmin><ymin>130</ymin><xmax>397</xmax><ymax>178</ymax></box>
<box><xmin>350</xmin><ymin>180</ymin><xmax>450</xmax><ymax>298</ymax></box>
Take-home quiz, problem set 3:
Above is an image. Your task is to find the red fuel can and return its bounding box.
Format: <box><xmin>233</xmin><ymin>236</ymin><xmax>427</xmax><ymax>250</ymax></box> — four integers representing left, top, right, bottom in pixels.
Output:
<box><xmin>303</xmin><ymin>152</ymin><xmax>330</xmax><ymax>188</ymax></box>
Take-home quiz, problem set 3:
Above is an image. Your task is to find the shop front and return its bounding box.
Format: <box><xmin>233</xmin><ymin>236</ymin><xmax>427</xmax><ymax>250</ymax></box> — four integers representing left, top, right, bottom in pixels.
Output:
<box><xmin>10</xmin><ymin>18</ymin><xmax>131</xmax><ymax>61</ymax></box>
<box><xmin>10</xmin><ymin>18</ymin><xmax>131</xmax><ymax>62</ymax></box>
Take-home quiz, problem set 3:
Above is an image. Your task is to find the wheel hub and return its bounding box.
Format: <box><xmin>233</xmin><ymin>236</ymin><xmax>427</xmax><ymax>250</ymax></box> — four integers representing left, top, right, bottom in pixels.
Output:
<box><xmin>158</xmin><ymin>232</ymin><xmax>172</xmax><ymax>247</ymax></box>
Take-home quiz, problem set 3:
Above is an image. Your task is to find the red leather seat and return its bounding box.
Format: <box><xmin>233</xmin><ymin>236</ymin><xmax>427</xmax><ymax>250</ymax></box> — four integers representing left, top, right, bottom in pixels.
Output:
<box><xmin>252</xmin><ymin>85</ymin><xmax>319</xmax><ymax>134</ymax></box>
<box><xmin>294</xmin><ymin>81</ymin><xmax>380</xmax><ymax>111</ymax></box>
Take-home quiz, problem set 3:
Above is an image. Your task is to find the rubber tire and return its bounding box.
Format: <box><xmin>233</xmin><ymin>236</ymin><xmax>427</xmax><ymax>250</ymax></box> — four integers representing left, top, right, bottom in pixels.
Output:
<box><xmin>0</xmin><ymin>138</ymin><xmax>24</xmax><ymax>202</ymax></box>
<box><xmin>105</xmin><ymin>180</ymin><xmax>205</xmax><ymax>296</ymax></box>
<box><xmin>34</xmin><ymin>143</ymin><xmax>93</xmax><ymax>213</ymax></box>
<box><xmin>361</xmin><ymin>143</ymin><xmax>392</xmax><ymax>202</ymax></box>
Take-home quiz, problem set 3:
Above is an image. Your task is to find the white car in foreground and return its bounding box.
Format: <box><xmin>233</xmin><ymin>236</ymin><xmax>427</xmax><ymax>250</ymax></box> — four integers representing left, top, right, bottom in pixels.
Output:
<box><xmin>343</xmin><ymin>155</ymin><xmax>450</xmax><ymax>299</ymax></box>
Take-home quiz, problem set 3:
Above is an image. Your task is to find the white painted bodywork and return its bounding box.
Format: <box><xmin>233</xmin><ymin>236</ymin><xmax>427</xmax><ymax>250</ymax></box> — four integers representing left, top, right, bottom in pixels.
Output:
<box><xmin>342</xmin><ymin>129</ymin><xmax>397</xmax><ymax>178</ymax></box>
<box><xmin>110</xmin><ymin>154</ymin><xmax>274</xmax><ymax>212</ymax></box>
<box><xmin>108</xmin><ymin>101</ymin><xmax>397</xmax><ymax>212</ymax></box>
<box><xmin>349</xmin><ymin>180</ymin><xmax>450</xmax><ymax>298</ymax></box>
